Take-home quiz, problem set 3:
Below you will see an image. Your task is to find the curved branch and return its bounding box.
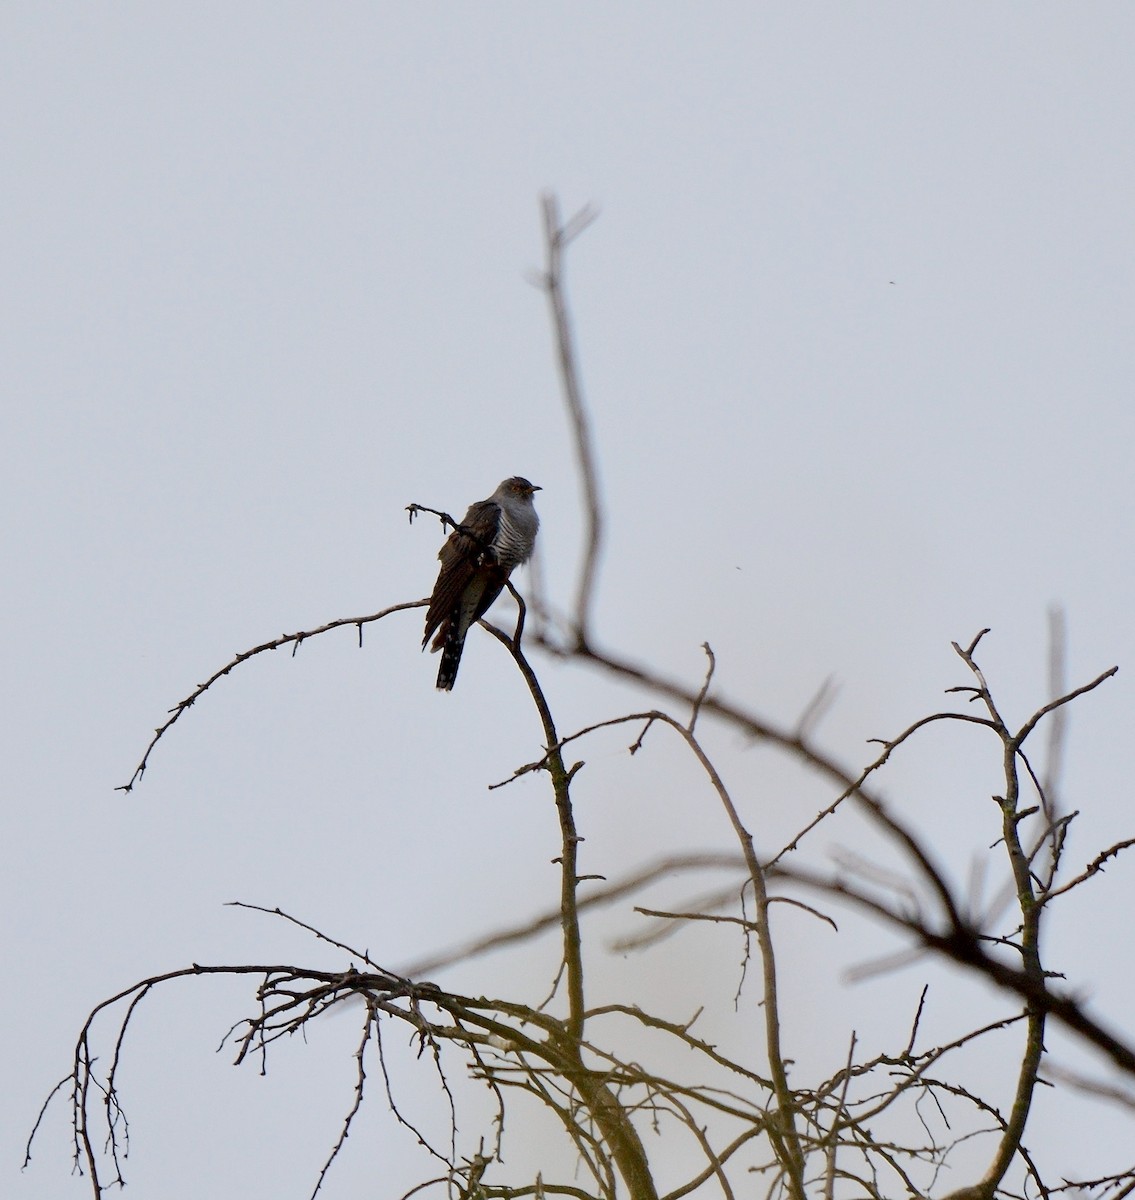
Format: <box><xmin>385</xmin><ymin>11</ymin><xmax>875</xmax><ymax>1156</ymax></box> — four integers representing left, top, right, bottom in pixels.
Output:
<box><xmin>117</xmin><ymin>600</ymin><xmax>425</xmax><ymax>792</ymax></box>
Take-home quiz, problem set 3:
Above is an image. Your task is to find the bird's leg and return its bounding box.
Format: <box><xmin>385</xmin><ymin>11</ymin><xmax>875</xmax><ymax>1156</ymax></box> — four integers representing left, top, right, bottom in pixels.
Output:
<box><xmin>406</xmin><ymin>503</ymin><xmax>499</xmax><ymax>555</ymax></box>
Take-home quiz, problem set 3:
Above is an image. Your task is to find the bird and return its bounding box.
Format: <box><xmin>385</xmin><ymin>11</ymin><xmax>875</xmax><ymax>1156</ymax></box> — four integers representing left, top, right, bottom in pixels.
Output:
<box><xmin>422</xmin><ymin>477</ymin><xmax>541</xmax><ymax>691</ymax></box>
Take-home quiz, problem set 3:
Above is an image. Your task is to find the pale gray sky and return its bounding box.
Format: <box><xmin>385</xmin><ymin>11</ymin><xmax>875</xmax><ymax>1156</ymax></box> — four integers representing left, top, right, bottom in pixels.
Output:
<box><xmin>4</xmin><ymin>6</ymin><xmax>1134</xmax><ymax>1198</ymax></box>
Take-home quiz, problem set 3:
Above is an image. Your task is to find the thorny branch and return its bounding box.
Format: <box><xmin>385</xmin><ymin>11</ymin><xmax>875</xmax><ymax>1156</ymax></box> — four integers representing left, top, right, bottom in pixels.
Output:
<box><xmin>117</xmin><ymin>600</ymin><xmax>426</xmax><ymax>792</ymax></box>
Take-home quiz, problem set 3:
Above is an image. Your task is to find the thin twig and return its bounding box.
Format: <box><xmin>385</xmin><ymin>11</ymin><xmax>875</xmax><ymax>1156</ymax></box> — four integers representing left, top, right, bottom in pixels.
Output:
<box><xmin>117</xmin><ymin>600</ymin><xmax>425</xmax><ymax>792</ymax></box>
<box><xmin>399</xmin><ymin>853</ymin><xmax>744</xmax><ymax>978</ymax></box>
<box><xmin>688</xmin><ymin>643</ymin><xmax>716</xmax><ymax>733</ymax></box>
<box><xmin>539</xmin><ymin>193</ymin><xmax>602</xmax><ymax>646</ymax></box>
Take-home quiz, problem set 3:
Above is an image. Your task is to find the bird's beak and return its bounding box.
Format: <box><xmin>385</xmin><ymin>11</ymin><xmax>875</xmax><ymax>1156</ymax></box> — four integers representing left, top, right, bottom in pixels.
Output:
<box><xmin>529</xmin><ymin>484</ymin><xmax>542</xmax><ymax>494</ymax></box>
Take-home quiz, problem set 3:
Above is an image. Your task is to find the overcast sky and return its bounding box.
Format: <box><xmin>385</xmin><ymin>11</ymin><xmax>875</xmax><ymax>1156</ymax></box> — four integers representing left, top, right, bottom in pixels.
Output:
<box><xmin>4</xmin><ymin>6</ymin><xmax>1134</xmax><ymax>1198</ymax></box>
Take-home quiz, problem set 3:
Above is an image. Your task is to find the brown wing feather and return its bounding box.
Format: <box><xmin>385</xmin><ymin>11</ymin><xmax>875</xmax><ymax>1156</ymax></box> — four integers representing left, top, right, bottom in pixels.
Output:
<box><xmin>422</xmin><ymin>499</ymin><xmax>502</xmax><ymax>647</ymax></box>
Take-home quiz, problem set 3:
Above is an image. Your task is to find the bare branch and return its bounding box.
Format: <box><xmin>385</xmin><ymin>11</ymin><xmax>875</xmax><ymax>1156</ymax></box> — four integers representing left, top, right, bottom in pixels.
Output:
<box><xmin>1041</xmin><ymin>606</ymin><xmax>1068</xmax><ymax>825</ymax></box>
<box><xmin>1040</xmin><ymin>837</ymin><xmax>1135</xmax><ymax>906</ymax></box>
<box><xmin>823</xmin><ymin>1032</ymin><xmax>857</xmax><ymax>1200</ymax></box>
<box><xmin>400</xmin><ymin>853</ymin><xmax>744</xmax><ymax>978</ymax></box>
<box><xmin>688</xmin><ymin>643</ymin><xmax>716</xmax><ymax>733</ymax></box>
<box><xmin>539</xmin><ymin>193</ymin><xmax>603</xmax><ymax>645</ymax></box>
<box><xmin>117</xmin><ymin>600</ymin><xmax>425</xmax><ymax>792</ymax></box>
<box><xmin>794</xmin><ymin>675</ymin><xmax>839</xmax><ymax>740</ymax></box>
<box><xmin>226</xmin><ymin>901</ymin><xmax>390</xmax><ymax>973</ymax></box>
<box><xmin>309</xmin><ymin>1003</ymin><xmax>378</xmax><ymax>1198</ymax></box>
<box><xmin>1039</xmin><ymin>1062</ymin><xmax>1135</xmax><ymax>1113</ymax></box>
<box><xmin>1015</xmin><ymin>663</ymin><xmax>1119</xmax><ymax>745</ymax></box>
<box><xmin>780</xmin><ymin>860</ymin><xmax>1135</xmax><ymax>1074</ymax></box>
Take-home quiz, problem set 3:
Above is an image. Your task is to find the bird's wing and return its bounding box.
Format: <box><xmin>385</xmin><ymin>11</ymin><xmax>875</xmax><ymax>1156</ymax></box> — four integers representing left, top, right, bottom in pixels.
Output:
<box><xmin>422</xmin><ymin>499</ymin><xmax>502</xmax><ymax>645</ymax></box>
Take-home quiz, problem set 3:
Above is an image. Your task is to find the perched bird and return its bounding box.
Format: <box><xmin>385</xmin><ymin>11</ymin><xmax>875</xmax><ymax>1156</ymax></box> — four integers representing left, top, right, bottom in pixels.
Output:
<box><xmin>422</xmin><ymin>477</ymin><xmax>541</xmax><ymax>691</ymax></box>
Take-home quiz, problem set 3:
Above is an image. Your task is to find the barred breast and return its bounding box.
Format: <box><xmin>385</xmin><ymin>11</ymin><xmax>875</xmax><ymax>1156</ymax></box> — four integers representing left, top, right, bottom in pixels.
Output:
<box><xmin>494</xmin><ymin>505</ymin><xmax>539</xmax><ymax>570</ymax></box>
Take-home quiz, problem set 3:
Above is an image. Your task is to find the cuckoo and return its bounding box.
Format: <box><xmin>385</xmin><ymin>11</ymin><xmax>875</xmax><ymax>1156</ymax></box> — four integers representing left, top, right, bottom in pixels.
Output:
<box><xmin>422</xmin><ymin>476</ymin><xmax>541</xmax><ymax>691</ymax></box>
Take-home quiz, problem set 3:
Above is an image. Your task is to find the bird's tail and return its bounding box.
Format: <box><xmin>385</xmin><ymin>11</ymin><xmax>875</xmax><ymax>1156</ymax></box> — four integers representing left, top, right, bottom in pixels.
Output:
<box><xmin>435</xmin><ymin>628</ymin><xmax>465</xmax><ymax>691</ymax></box>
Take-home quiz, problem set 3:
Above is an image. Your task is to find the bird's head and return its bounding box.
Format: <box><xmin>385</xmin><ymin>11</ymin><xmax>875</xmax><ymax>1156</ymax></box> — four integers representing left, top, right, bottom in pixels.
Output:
<box><xmin>501</xmin><ymin>477</ymin><xmax>541</xmax><ymax>499</ymax></box>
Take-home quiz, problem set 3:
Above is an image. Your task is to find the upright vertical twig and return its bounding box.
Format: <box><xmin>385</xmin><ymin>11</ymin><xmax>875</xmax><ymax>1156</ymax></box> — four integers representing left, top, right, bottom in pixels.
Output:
<box><xmin>947</xmin><ymin>636</ymin><xmax>1047</xmax><ymax>1199</ymax></box>
<box><xmin>668</xmin><ymin>720</ymin><xmax>807</xmax><ymax>1200</ymax></box>
<box><xmin>483</xmin><ymin>621</ymin><xmax>659</xmax><ymax>1200</ymax></box>
<box><xmin>540</xmin><ymin>193</ymin><xmax>603</xmax><ymax>648</ymax></box>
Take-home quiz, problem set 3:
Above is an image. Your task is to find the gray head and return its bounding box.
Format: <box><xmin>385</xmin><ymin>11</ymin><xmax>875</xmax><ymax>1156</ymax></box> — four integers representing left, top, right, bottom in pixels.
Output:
<box><xmin>494</xmin><ymin>477</ymin><xmax>541</xmax><ymax>501</ymax></box>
